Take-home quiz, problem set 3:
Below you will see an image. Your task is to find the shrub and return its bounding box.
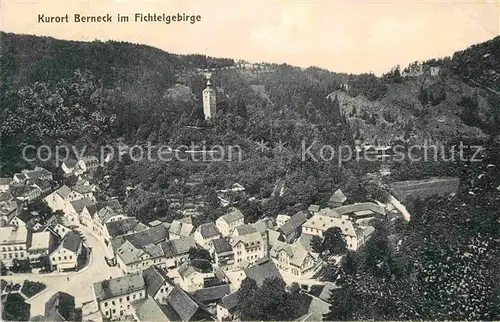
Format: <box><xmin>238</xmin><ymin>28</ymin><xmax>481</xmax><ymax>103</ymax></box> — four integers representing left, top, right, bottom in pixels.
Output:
<box><xmin>21</xmin><ymin>280</ymin><xmax>46</xmax><ymax>298</ymax></box>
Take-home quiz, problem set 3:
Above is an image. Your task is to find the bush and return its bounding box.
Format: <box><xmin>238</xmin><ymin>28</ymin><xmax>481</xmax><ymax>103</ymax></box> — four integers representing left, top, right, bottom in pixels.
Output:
<box><xmin>2</xmin><ymin>293</ymin><xmax>30</xmax><ymax>321</ymax></box>
<box><xmin>21</xmin><ymin>280</ymin><xmax>46</xmax><ymax>298</ymax></box>
<box><xmin>348</xmin><ymin>74</ymin><xmax>388</xmax><ymax>101</ymax></box>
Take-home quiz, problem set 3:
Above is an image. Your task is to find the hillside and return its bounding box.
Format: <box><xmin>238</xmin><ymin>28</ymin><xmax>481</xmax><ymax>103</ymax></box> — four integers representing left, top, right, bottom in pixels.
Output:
<box><xmin>1</xmin><ymin>32</ymin><xmax>500</xmax><ymax>218</ymax></box>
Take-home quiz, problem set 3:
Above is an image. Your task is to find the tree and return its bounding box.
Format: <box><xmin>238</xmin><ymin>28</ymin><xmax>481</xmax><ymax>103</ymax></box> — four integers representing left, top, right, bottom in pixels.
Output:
<box><xmin>310</xmin><ymin>235</ymin><xmax>324</xmax><ymax>254</ymax></box>
<box><xmin>323</xmin><ymin>286</ymin><xmax>355</xmax><ymax>321</ymax></box>
<box><xmin>238</xmin><ymin>277</ymin><xmax>258</xmax><ymax>319</ymax></box>
<box><xmin>188</xmin><ymin>247</ymin><xmax>211</xmax><ymax>261</ymax></box>
<box><xmin>323</xmin><ymin>227</ymin><xmax>348</xmax><ymax>256</ymax></box>
<box><xmin>341</xmin><ymin>250</ymin><xmax>357</xmax><ymax>275</ymax></box>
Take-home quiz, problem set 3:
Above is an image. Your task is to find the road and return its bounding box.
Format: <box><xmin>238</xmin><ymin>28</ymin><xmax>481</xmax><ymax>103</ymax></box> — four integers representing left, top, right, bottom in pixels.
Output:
<box><xmin>2</xmin><ymin>224</ymin><xmax>123</xmax><ymax>316</ymax></box>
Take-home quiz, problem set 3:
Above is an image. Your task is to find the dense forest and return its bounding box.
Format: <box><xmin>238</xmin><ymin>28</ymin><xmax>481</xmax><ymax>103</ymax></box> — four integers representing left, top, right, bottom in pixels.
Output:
<box><xmin>1</xmin><ymin>32</ymin><xmax>500</xmax><ymax>320</ymax></box>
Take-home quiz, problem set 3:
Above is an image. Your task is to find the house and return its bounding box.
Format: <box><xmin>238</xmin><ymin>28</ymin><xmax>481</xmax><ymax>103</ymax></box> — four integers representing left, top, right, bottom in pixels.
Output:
<box><xmin>0</xmin><ymin>225</ymin><xmax>28</xmax><ymax>267</ymax></box>
<box><xmin>65</xmin><ymin>198</ymin><xmax>95</xmax><ymax>223</ymax></box>
<box><xmin>44</xmin><ymin>185</ymin><xmax>83</xmax><ymax>212</ymax></box>
<box><xmin>27</xmin><ymin>179</ymin><xmax>52</xmax><ymax>195</ymax></box>
<box><xmin>217</xmin><ymin>291</ymin><xmax>239</xmax><ymax>321</ymax></box>
<box><xmin>216</xmin><ymin>209</ymin><xmax>244</xmax><ymax>236</ymax></box>
<box><xmin>10</xmin><ymin>210</ymin><xmax>37</xmax><ymax>228</ymax></box>
<box><xmin>302</xmin><ymin>213</ymin><xmax>360</xmax><ymax>250</ymax></box>
<box><xmin>191</xmin><ymin>284</ymin><xmax>231</xmax><ymax>305</ymax></box>
<box><xmin>270</xmin><ymin>240</ymin><xmax>320</xmax><ymax>278</ymax></box>
<box><xmin>0</xmin><ymin>194</ymin><xmax>19</xmax><ymax>226</ymax></box>
<box><xmin>161</xmin><ymin>237</ymin><xmax>197</xmax><ymax>269</ymax></box>
<box><xmin>111</xmin><ymin>223</ymin><xmax>170</xmax><ymax>252</ymax></box>
<box><xmin>275</xmin><ymin>214</ymin><xmax>291</xmax><ymax>229</ymax></box>
<box><xmin>193</xmin><ymin>222</ymin><xmax>221</xmax><ymax>248</ymax></box>
<box><xmin>78</xmin><ymin>156</ymin><xmax>100</xmax><ymax>174</ymax></box>
<box><xmin>177</xmin><ymin>262</ymin><xmax>207</xmax><ymax>292</ymax></box>
<box><xmin>131</xmin><ymin>298</ymin><xmax>176</xmax><ymax>322</ymax></box>
<box><xmin>44</xmin><ymin>219</ymin><xmax>72</xmax><ymax>239</ymax></box>
<box><xmin>92</xmin><ymin>206</ymin><xmax>127</xmax><ymax>241</ymax></box>
<box><xmin>10</xmin><ymin>184</ymin><xmax>42</xmax><ymax>205</ymax></box>
<box><xmin>92</xmin><ymin>273</ymin><xmax>146</xmax><ymax>320</ymax></box>
<box><xmin>49</xmin><ymin>231</ymin><xmax>83</xmax><ymax>271</ymax></box>
<box><xmin>244</xmin><ymin>258</ymin><xmax>282</xmax><ymax>287</ymax></box>
<box><xmin>0</xmin><ymin>178</ymin><xmax>11</xmax><ymax>193</ymax></box>
<box><xmin>115</xmin><ymin>240</ymin><xmax>166</xmax><ymax>275</ymax></box>
<box><xmin>61</xmin><ymin>159</ymin><xmax>83</xmax><ymax>176</ymax></box>
<box><xmin>80</xmin><ymin>204</ymin><xmax>98</xmax><ymax>228</ymax></box>
<box><xmin>169</xmin><ymin>219</ymin><xmax>194</xmax><ymax>240</ymax></box>
<box><xmin>44</xmin><ymin>291</ymin><xmax>76</xmax><ymax>321</ymax></box>
<box><xmin>106</xmin><ymin>218</ymin><xmax>148</xmax><ymax>239</ymax></box>
<box><xmin>278</xmin><ymin>211</ymin><xmax>307</xmax><ymax>243</ymax></box>
<box><xmin>13</xmin><ymin>167</ymin><xmax>53</xmax><ymax>184</ymax></box>
<box><xmin>71</xmin><ymin>184</ymin><xmax>95</xmax><ymax>201</ymax></box>
<box><xmin>209</xmin><ymin>238</ymin><xmax>234</xmax><ymax>270</ymax></box>
<box><xmin>142</xmin><ymin>265</ymin><xmax>175</xmax><ymax>304</ymax></box>
<box><xmin>231</xmin><ymin>230</ymin><xmax>266</xmax><ymax>267</ymax></box>
<box><xmin>164</xmin><ymin>286</ymin><xmax>213</xmax><ymax>321</ymax></box>
<box><xmin>28</xmin><ymin>231</ymin><xmax>56</xmax><ymax>265</ymax></box>
<box><xmin>329</xmin><ymin>189</ymin><xmax>347</xmax><ymax>208</ymax></box>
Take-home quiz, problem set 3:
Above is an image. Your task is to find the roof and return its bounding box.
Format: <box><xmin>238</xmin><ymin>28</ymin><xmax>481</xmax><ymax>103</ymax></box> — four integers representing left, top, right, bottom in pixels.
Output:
<box><xmin>84</xmin><ymin>204</ymin><xmax>98</xmax><ymax>216</ymax></box>
<box><xmin>112</xmin><ymin>223</ymin><xmax>170</xmax><ymax>250</ymax></box>
<box><xmin>191</xmin><ymin>284</ymin><xmax>231</xmax><ymax>303</ymax></box>
<box><xmin>116</xmin><ymin>241</ymin><xmax>163</xmax><ymax>265</ymax></box>
<box><xmin>131</xmin><ymin>298</ymin><xmax>169</xmax><ymax>321</ymax></box>
<box><xmin>169</xmin><ymin>220</ymin><xmax>194</xmax><ymax>238</ymax></box>
<box><xmin>195</xmin><ymin>222</ymin><xmax>220</xmax><ymax>238</ymax></box>
<box><xmin>221</xmin><ymin>291</ymin><xmax>239</xmax><ymax>313</ymax></box>
<box><xmin>167</xmin><ymin>287</ymin><xmax>201</xmax><ymax>322</ymax></box>
<box><xmin>329</xmin><ymin>189</ymin><xmax>347</xmax><ymax>204</ymax></box>
<box><xmin>142</xmin><ymin>266</ymin><xmax>173</xmax><ymax>297</ymax></box>
<box><xmin>10</xmin><ymin>184</ymin><xmax>38</xmax><ymax>197</ymax></box>
<box><xmin>93</xmin><ymin>273</ymin><xmax>145</xmax><ymax>301</ymax></box>
<box><xmin>234</xmin><ymin>224</ymin><xmax>257</xmax><ymax>236</ymax></box>
<box><xmin>211</xmin><ymin>238</ymin><xmax>233</xmax><ymax>254</ymax></box>
<box><xmin>160</xmin><ymin>236</ymin><xmax>197</xmax><ymax>258</ymax></box>
<box><xmin>63</xmin><ymin>159</ymin><xmax>78</xmax><ymax>168</ymax></box>
<box><xmin>102</xmin><ymin>199</ymin><xmax>122</xmax><ymax>211</ymax></box>
<box><xmin>308</xmin><ymin>205</ymin><xmax>320</xmax><ymax>213</ymax></box>
<box><xmin>271</xmin><ymin>241</ymin><xmax>311</xmax><ymax>267</ymax></box>
<box><xmin>69</xmin><ymin>198</ymin><xmax>95</xmax><ymax>213</ymax></box>
<box><xmin>267</xmin><ymin>229</ymin><xmax>281</xmax><ymax>248</ymax></box>
<box><xmin>71</xmin><ymin>185</ymin><xmax>94</xmax><ymax>195</ymax></box>
<box><xmin>219</xmin><ymin>209</ymin><xmax>244</xmax><ymax>224</ymax></box>
<box><xmin>279</xmin><ymin>211</ymin><xmax>307</xmax><ymax>236</ymax></box>
<box><xmin>178</xmin><ymin>262</ymin><xmax>199</xmax><ymax>279</ymax></box>
<box><xmin>332</xmin><ymin>202</ymin><xmax>386</xmax><ymax>217</ymax></box>
<box><xmin>296</xmin><ymin>234</ymin><xmax>316</xmax><ymax>253</ymax></box>
<box><xmin>30</xmin><ymin>231</ymin><xmax>52</xmax><ymax>250</ymax></box>
<box><xmin>44</xmin><ymin>291</ymin><xmax>76</xmax><ymax>321</ymax></box>
<box><xmin>55</xmin><ymin>185</ymin><xmax>72</xmax><ymax>199</ymax></box>
<box><xmin>0</xmin><ymin>225</ymin><xmax>28</xmax><ymax>244</ymax></box>
<box><xmin>303</xmin><ymin>214</ymin><xmax>357</xmax><ymax>237</ymax></box>
<box><xmin>16</xmin><ymin>210</ymin><xmax>35</xmax><ymax>223</ymax></box>
<box><xmin>244</xmin><ymin>259</ymin><xmax>282</xmax><ymax>287</ymax></box>
<box><xmin>231</xmin><ymin>231</ymin><xmax>263</xmax><ymax>247</ymax></box>
<box><xmin>105</xmin><ymin>217</ymin><xmax>145</xmax><ymax>238</ymax></box>
<box><xmin>61</xmin><ymin>231</ymin><xmax>82</xmax><ymax>253</ymax></box>
<box><xmin>96</xmin><ymin>206</ymin><xmax>120</xmax><ymax>224</ymax></box>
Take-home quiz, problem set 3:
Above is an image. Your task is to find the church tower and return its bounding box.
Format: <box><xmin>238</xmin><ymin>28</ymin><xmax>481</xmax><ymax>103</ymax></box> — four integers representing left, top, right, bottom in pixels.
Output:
<box><xmin>203</xmin><ymin>77</ymin><xmax>216</xmax><ymax>120</ymax></box>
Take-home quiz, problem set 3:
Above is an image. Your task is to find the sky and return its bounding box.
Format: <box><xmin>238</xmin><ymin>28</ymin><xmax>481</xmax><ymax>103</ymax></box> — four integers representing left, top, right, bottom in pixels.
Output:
<box><xmin>1</xmin><ymin>0</ymin><xmax>499</xmax><ymax>75</ymax></box>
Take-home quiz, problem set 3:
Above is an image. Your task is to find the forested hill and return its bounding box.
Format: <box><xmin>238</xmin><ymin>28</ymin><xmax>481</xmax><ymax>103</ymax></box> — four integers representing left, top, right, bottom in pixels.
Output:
<box><xmin>1</xmin><ymin>32</ymin><xmax>500</xmax><ymax>180</ymax></box>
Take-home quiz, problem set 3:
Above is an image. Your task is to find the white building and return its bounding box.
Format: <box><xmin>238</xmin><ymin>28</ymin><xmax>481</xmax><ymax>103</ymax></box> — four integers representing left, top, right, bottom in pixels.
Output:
<box><xmin>0</xmin><ymin>225</ymin><xmax>28</xmax><ymax>267</ymax></box>
<box><xmin>203</xmin><ymin>78</ymin><xmax>217</xmax><ymax>120</ymax></box>
<box><xmin>216</xmin><ymin>209</ymin><xmax>245</xmax><ymax>236</ymax></box>
<box><xmin>193</xmin><ymin>222</ymin><xmax>221</xmax><ymax>248</ymax></box>
<box><xmin>92</xmin><ymin>273</ymin><xmax>146</xmax><ymax>320</ymax></box>
<box><xmin>28</xmin><ymin>231</ymin><xmax>56</xmax><ymax>264</ymax></box>
<box><xmin>49</xmin><ymin>231</ymin><xmax>83</xmax><ymax>271</ymax></box>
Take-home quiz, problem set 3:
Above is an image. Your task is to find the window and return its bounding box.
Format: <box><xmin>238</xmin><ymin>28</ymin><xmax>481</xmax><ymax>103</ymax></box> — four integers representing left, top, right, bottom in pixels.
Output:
<box><xmin>2</xmin><ymin>254</ymin><xmax>6</xmax><ymax>259</ymax></box>
<box><xmin>104</xmin><ymin>302</ymin><xmax>108</xmax><ymax>307</ymax></box>
<box><xmin>52</xmin><ymin>257</ymin><xmax>56</xmax><ymax>261</ymax></box>
<box><xmin>112</xmin><ymin>301</ymin><xmax>115</xmax><ymax>305</ymax></box>
<box><xmin>69</xmin><ymin>256</ymin><xmax>72</xmax><ymax>259</ymax></box>
<box><xmin>119</xmin><ymin>298</ymin><xmax>122</xmax><ymax>303</ymax></box>
<box><xmin>64</xmin><ymin>256</ymin><xmax>67</xmax><ymax>260</ymax></box>
<box><xmin>58</xmin><ymin>257</ymin><xmax>61</xmax><ymax>260</ymax></box>
<box><xmin>133</xmin><ymin>295</ymin><xmax>136</xmax><ymax>299</ymax></box>
<box><xmin>112</xmin><ymin>309</ymin><xmax>116</xmax><ymax>314</ymax></box>
<box><xmin>126</xmin><ymin>296</ymin><xmax>130</xmax><ymax>301</ymax></box>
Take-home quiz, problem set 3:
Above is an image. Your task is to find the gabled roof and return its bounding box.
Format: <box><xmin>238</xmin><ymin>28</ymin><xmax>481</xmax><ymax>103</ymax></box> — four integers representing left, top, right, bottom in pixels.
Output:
<box><xmin>63</xmin><ymin>159</ymin><xmax>78</xmax><ymax>168</ymax></box>
<box><xmin>191</xmin><ymin>284</ymin><xmax>231</xmax><ymax>303</ymax></box>
<box><xmin>105</xmin><ymin>217</ymin><xmax>146</xmax><ymax>238</ymax></box>
<box><xmin>142</xmin><ymin>266</ymin><xmax>173</xmax><ymax>297</ymax></box>
<box><xmin>160</xmin><ymin>236</ymin><xmax>197</xmax><ymax>258</ymax></box>
<box><xmin>279</xmin><ymin>211</ymin><xmax>307</xmax><ymax>236</ymax></box>
<box><xmin>131</xmin><ymin>298</ymin><xmax>173</xmax><ymax>322</ymax></box>
<box><xmin>61</xmin><ymin>231</ymin><xmax>81</xmax><ymax>253</ymax></box>
<box><xmin>112</xmin><ymin>224</ymin><xmax>170</xmax><ymax>251</ymax></box>
<box><xmin>219</xmin><ymin>209</ymin><xmax>244</xmax><ymax>224</ymax></box>
<box><xmin>233</xmin><ymin>224</ymin><xmax>257</xmax><ymax>236</ymax></box>
<box><xmin>169</xmin><ymin>220</ymin><xmax>194</xmax><ymax>238</ymax></box>
<box><xmin>44</xmin><ymin>291</ymin><xmax>76</xmax><ymax>321</ymax></box>
<box><xmin>211</xmin><ymin>238</ymin><xmax>233</xmax><ymax>255</ymax></box>
<box><xmin>221</xmin><ymin>291</ymin><xmax>239</xmax><ymax>313</ymax></box>
<box><xmin>54</xmin><ymin>185</ymin><xmax>72</xmax><ymax>199</ymax></box>
<box><xmin>195</xmin><ymin>222</ymin><xmax>220</xmax><ymax>238</ymax></box>
<box><xmin>178</xmin><ymin>262</ymin><xmax>200</xmax><ymax>279</ymax></box>
<box><xmin>244</xmin><ymin>259</ymin><xmax>282</xmax><ymax>287</ymax></box>
<box><xmin>303</xmin><ymin>214</ymin><xmax>357</xmax><ymax>237</ymax></box>
<box><xmin>93</xmin><ymin>273</ymin><xmax>145</xmax><ymax>301</ymax></box>
<box><xmin>329</xmin><ymin>189</ymin><xmax>347</xmax><ymax>204</ymax></box>
<box><xmin>69</xmin><ymin>198</ymin><xmax>95</xmax><ymax>213</ymax></box>
<box><xmin>167</xmin><ymin>287</ymin><xmax>201</xmax><ymax>322</ymax></box>
<box><xmin>271</xmin><ymin>240</ymin><xmax>312</xmax><ymax>267</ymax></box>
<box><xmin>71</xmin><ymin>185</ymin><xmax>93</xmax><ymax>195</ymax></box>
